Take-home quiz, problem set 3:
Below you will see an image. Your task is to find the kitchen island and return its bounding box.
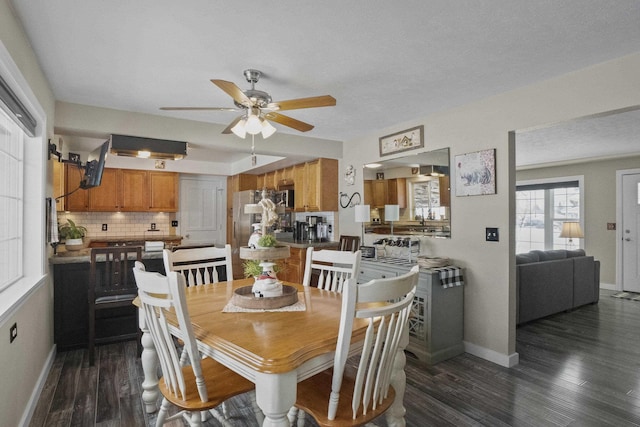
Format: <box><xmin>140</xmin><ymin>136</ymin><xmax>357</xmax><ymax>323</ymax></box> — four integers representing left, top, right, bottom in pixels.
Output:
<box><xmin>268</xmin><ymin>238</ymin><xmax>340</xmax><ymax>283</ymax></box>
<box><xmin>50</xmin><ymin>247</ymin><xmax>167</xmax><ymax>351</ymax></box>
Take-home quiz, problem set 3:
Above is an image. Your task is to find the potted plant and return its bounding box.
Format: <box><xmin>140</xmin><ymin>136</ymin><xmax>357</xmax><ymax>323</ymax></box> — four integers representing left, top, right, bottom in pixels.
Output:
<box><xmin>58</xmin><ymin>219</ymin><xmax>88</xmax><ymax>251</ymax></box>
<box><xmin>257</xmin><ymin>234</ymin><xmax>277</xmax><ymax>248</ymax></box>
<box><xmin>243</xmin><ymin>259</ymin><xmax>282</xmax><ymax>279</ymax></box>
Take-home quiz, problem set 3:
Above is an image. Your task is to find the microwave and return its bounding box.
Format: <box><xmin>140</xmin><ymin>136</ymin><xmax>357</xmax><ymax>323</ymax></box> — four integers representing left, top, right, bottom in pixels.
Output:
<box><xmin>276</xmin><ymin>190</ymin><xmax>294</xmax><ymax>208</ymax></box>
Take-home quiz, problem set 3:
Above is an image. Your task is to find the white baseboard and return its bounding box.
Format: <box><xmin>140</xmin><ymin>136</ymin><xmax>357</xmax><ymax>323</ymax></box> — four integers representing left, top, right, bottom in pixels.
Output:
<box><xmin>600</xmin><ymin>282</ymin><xmax>617</xmax><ymax>291</ymax></box>
<box><xmin>19</xmin><ymin>345</ymin><xmax>56</xmax><ymax>427</ymax></box>
<box><xmin>464</xmin><ymin>341</ymin><xmax>519</xmax><ymax>368</ymax></box>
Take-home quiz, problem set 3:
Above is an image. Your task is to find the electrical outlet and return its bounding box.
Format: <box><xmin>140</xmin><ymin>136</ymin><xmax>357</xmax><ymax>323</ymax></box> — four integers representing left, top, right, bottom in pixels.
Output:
<box><xmin>171</xmin><ymin>220</ymin><xmax>178</xmax><ymax>227</ymax></box>
<box><xmin>151</xmin><ymin>223</ymin><xmax>156</xmax><ymax>230</ymax></box>
<box><xmin>10</xmin><ymin>323</ymin><xmax>17</xmax><ymax>343</ymax></box>
<box><xmin>102</xmin><ymin>223</ymin><xmax>108</xmax><ymax>231</ymax></box>
<box><xmin>486</xmin><ymin>227</ymin><xmax>499</xmax><ymax>242</ymax></box>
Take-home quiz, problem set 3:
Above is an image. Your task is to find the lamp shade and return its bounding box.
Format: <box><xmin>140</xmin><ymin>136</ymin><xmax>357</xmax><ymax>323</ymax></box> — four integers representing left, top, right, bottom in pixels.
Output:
<box><xmin>559</xmin><ymin>221</ymin><xmax>584</xmax><ymax>239</ymax></box>
<box><xmin>355</xmin><ymin>205</ymin><xmax>370</xmax><ymax>222</ymax></box>
<box><xmin>384</xmin><ymin>204</ymin><xmax>400</xmax><ymax>221</ymax></box>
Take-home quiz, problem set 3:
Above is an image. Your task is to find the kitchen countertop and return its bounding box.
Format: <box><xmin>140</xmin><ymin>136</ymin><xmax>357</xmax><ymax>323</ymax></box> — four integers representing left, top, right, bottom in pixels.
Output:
<box><xmin>50</xmin><ymin>247</ymin><xmax>164</xmax><ymax>264</ymax></box>
<box><xmin>275</xmin><ymin>238</ymin><xmax>340</xmax><ymax>249</ymax></box>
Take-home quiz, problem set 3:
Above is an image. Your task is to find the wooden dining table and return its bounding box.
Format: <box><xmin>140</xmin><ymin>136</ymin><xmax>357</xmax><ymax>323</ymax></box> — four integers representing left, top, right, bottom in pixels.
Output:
<box><xmin>136</xmin><ymin>278</ymin><xmax>409</xmax><ymax>427</ymax></box>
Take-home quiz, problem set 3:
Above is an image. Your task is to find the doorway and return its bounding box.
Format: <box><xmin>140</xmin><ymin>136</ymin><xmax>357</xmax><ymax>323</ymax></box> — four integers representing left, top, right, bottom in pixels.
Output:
<box><xmin>617</xmin><ymin>170</ymin><xmax>640</xmax><ymax>292</ymax></box>
<box><xmin>179</xmin><ymin>175</ymin><xmax>226</xmax><ymax>246</ymax></box>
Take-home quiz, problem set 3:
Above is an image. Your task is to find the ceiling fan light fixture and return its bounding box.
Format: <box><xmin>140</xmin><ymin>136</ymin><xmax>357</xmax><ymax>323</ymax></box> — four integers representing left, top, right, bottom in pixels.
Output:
<box><xmin>245</xmin><ymin>114</ymin><xmax>263</xmax><ymax>135</ymax></box>
<box><xmin>231</xmin><ymin>118</ymin><xmax>247</xmax><ymax>138</ymax></box>
<box><xmin>261</xmin><ymin>119</ymin><xmax>276</xmax><ymax>139</ymax></box>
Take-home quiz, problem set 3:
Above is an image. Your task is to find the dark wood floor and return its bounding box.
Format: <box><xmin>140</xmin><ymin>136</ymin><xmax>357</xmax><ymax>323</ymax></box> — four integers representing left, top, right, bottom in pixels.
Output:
<box><xmin>30</xmin><ymin>289</ymin><xmax>640</xmax><ymax>426</ymax></box>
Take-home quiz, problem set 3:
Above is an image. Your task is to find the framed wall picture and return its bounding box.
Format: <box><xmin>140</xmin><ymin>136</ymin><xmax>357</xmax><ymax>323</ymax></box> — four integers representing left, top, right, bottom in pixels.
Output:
<box><xmin>379</xmin><ymin>125</ymin><xmax>424</xmax><ymax>157</ymax></box>
<box><xmin>454</xmin><ymin>149</ymin><xmax>496</xmax><ymax>196</ymax></box>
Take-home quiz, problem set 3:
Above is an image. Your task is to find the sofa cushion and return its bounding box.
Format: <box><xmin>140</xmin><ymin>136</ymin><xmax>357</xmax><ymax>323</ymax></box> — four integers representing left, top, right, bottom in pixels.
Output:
<box><xmin>566</xmin><ymin>249</ymin><xmax>586</xmax><ymax>258</ymax></box>
<box><xmin>517</xmin><ymin>258</ymin><xmax>573</xmax><ymax>324</ymax></box>
<box><xmin>532</xmin><ymin>250</ymin><xmax>568</xmax><ymax>261</ymax></box>
<box><xmin>516</xmin><ymin>252</ymin><xmax>540</xmax><ymax>264</ymax></box>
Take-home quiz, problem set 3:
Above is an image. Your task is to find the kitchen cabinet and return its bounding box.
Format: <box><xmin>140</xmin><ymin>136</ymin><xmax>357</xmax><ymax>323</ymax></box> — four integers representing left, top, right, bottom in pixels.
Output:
<box><xmin>439</xmin><ymin>175</ymin><xmax>450</xmax><ymax>207</ymax></box>
<box><xmin>387</xmin><ymin>178</ymin><xmax>407</xmax><ymax>208</ymax></box>
<box><xmin>295</xmin><ymin>158</ymin><xmax>338</xmax><ymax>212</ymax></box>
<box><xmin>148</xmin><ymin>171</ymin><xmax>179</xmax><ymax>211</ymax></box>
<box><xmin>364</xmin><ymin>178</ymin><xmax>407</xmax><ymax>208</ymax></box>
<box><xmin>88</xmin><ymin>168</ymin><xmax>119</xmax><ymax>210</ymax></box>
<box><xmin>276</xmin><ymin>167</ymin><xmax>295</xmax><ymax>188</ymax></box>
<box><xmin>60</xmin><ymin>166</ymin><xmax>178</xmax><ymax>212</ymax></box>
<box><xmin>359</xmin><ymin>260</ymin><xmax>464</xmax><ymax>364</ymax></box>
<box><xmin>52</xmin><ymin>257</ymin><xmax>165</xmax><ymax>351</ymax></box>
<box><xmin>277</xmin><ymin>246</ymin><xmax>306</xmax><ymax>284</ymax></box>
<box><xmin>368</xmin><ymin>179</ymin><xmax>387</xmax><ymax>208</ymax></box>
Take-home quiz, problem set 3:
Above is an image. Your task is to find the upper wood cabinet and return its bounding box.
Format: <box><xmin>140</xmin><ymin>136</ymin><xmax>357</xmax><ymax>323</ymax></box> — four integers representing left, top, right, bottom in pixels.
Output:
<box><xmin>363</xmin><ymin>178</ymin><xmax>407</xmax><ymax>208</ymax></box>
<box><xmin>59</xmin><ymin>165</ymin><xmax>178</xmax><ymax>212</ymax></box>
<box><xmin>148</xmin><ymin>171</ymin><xmax>179</xmax><ymax>211</ymax></box>
<box><xmin>64</xmin><ymin>164</ymin><xmax>89</xmax><ymax>211</ymax></box>
<box><xmin>438</xmin><ymin>176</ymin><xmax>450</xmax><ymax>207</ymax></box>
<box><xmin>120</xmin><ymin>169</ymin><xmax>149</xmax><ymax>211</ymax></box>
<box><xmin>294</xmin><ymin>158</ymin><xmax>338</xmax><ymax>212</ymax></box>
<box><xmin>387</xmin><ymin>178</ymin><xmax>407</xmax><ymax>208</ymax></box>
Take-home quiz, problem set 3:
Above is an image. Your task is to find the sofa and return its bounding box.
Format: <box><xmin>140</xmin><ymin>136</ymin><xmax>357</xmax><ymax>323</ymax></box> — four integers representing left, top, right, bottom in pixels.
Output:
<box><xmin>516</xmin><ymin>249</ymin><xmax>600</xmax><ymax>325</ymax></box>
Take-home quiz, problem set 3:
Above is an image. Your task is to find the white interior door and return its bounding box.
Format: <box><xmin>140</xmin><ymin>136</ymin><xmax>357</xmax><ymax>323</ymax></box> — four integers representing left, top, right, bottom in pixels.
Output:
<box><xmin>622</xmin><ymin>173</ymin><xmax>640</xmax><ymax>292</ymax></box>
<box><xmin>179</xmin><ymin>176</ymin><xmax>226</xmax><ymax>246</ymax></box>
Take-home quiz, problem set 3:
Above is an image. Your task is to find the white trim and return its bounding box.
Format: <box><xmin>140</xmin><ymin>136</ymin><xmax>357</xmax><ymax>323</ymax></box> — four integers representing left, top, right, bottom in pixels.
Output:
<box><xmin>600</xmin><ymin>282</ymin><xmax>617</xmax><ymax>291</ymax></box>
<box><xmin>515</xmin><ymin>175</ymin><xmax>585</xmax><ymax>251</ymax></box>
<box><xmin>463</xmin><ymin>341</ymin><xmax>519</xmax><ymax>368</ymax></box>
<box><xmin>0</xmin><ymin>40</ymin><xmax>48</xmax><ymax>316</ymax></box>
<box><xmin>615</xmin><ymin>168</ymin><xmax>640</xmax><ymax>292</ymax></box>
<box><xmin>18</xmin><ymin>345</ymin><xmax>56</xmax><ymax>427</ymax></box>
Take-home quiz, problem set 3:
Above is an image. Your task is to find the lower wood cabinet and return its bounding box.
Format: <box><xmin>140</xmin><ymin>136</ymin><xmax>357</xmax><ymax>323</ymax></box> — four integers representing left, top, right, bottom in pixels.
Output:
<box><xmin>359</xmin><ymin>260</ymin><xmax>464</xmax><ymax>364</ymax></box>
<box><xmin>52</xmin><ymin>257</ymin><xmax>165</xmax><ymax>351</ymax></box>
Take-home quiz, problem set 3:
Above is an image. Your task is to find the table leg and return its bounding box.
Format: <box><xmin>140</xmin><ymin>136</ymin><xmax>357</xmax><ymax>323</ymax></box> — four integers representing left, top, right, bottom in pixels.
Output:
<box><xmin>385</xmin><ymin>323</ymin><xmax>409</xmax><ymax>427</ymax></box>
<box><xmin>139</xmin><ymin>309</ymin><xmax>159</xmax><ymax>413</ymax></box>
<box><xmin>255</xmin><ymin>371</ymin><xmax>297</xmax><ymax>427</ymax></box>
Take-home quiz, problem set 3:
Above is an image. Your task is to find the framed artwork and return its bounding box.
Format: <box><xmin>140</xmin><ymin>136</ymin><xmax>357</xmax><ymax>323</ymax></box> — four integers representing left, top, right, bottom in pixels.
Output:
<box><xmin>376</xmin><ymin>172</ymin><xmax>385</xmax><ymax>180</ymax></box>
<box><xmin>454</xmin><ymin>149</ymin><xmax>496</xmax><ymax>196</ymax></box>
<box><xmin>379</xmin><ymin>125</ymin><xmax>424</xmax><ymax>157</ymax></box>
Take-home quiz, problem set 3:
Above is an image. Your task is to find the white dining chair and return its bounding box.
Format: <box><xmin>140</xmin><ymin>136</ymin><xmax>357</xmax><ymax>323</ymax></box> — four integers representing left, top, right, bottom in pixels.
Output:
<box><xmin>163</xmin><ymin>245</ymin><xmax>233</xmax><ymax>286</ymax></box>
<box><xmin>302</xmin><ymin>247</ymin><xmax>361</xmax><ymax>293</ymax></box>
<box><xmin>133</xmin><ymin>264</ymin><xmax>262</xmax><ymax>426</ymax></box>
<box><xmin>294</xmin><ymin>266</ymin><xmax>419</xmax><ymax>426</ymax></box>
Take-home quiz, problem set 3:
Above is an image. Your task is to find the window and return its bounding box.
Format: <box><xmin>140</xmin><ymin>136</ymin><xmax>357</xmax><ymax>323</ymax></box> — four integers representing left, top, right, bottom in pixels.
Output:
<box><xmin>411</xmin><ymin>177</ymin><xmax>446</xmax><ymax>221</ymax></box>
<box><xmin>516</xmin><ymin>178</ymin><xmax>583</xmax><ymax>253</ymax></box>
<box><xmin>0</xmin><ymin>43</ymin><xmax>46</xmax><ymax>312</ymax></box>
<box><xmin>0</xmin><ymin>107</ymin><xmax>24</xmax><ymax>291</ymax></box>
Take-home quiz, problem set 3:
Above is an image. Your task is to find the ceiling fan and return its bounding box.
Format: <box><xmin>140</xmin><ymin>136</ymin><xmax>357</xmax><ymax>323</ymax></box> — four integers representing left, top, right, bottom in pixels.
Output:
<box><xmin>160</xmin><ymin>69</ymin><xmax>336</xmax><ymax>138</ymax></box>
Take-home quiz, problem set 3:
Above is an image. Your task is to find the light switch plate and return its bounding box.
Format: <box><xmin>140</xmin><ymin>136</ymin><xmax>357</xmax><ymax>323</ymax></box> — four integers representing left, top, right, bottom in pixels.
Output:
<box><xmin>486</xmin><ymin>227</ymin><xmax>499</xmax><ymax>242</ymax></box>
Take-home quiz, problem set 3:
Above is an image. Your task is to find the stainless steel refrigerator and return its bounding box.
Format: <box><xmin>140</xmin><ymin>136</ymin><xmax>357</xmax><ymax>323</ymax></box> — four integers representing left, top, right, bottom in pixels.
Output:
<box><xmin>231</xmin><ymin>190</ymin><xmax>260</xmax><ymax>278</ymax></box>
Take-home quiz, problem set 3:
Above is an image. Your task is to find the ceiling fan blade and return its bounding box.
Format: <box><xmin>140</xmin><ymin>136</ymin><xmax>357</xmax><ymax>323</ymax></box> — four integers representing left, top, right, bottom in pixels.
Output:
<box><xmin>270</xmin><ymin>95</ymin><xmax>336</xmax><ymax>111</ymax></box>
<box><xmin>211</xmin><ymin>79</ymin><xmax>253</xmax><ymax>107</ymax></box>
<box><xmin>264</xmin><ymin>112</ymin><xmax>314</xmax><ymax>132</ymax></box>
<box><xmin>160</xmin><ymin>107</ymin><xmax>237</xmax><ymax>111</ymax></box>
<box><xmin>222</xmin><ymin>116</ymin><xmax>244</xmax><ymax>134</ymax></box>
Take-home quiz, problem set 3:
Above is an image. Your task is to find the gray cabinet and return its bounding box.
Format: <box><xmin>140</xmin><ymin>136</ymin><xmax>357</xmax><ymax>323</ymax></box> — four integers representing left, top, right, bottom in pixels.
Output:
<box><xmin>359</xmin><ymin>260</ymin><xmax>464</xmax><ymax>364</ymax></box>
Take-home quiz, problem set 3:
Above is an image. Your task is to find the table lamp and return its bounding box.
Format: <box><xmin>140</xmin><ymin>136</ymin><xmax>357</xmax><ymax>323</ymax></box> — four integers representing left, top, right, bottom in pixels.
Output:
<box><xmin>385</xmin><ymin>204</ymin><xmax>400</xmax><ymax>236</ymax></box>
<box><xmin>354</xmin><ymin>204</ymin><xmax>370</xmax><ymax>243</ymax></box>
<box><xmin>559</xmin><ymin>221</ymin><xmax>584</xmax><ymax>247</ymax></box>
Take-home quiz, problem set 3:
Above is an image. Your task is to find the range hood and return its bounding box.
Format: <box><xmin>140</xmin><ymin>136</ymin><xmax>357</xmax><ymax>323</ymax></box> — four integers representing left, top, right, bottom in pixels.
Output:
<box><xmin>110</xmin><ymin>134</ymin><xmax>187</xmax><ymax>160</ymax></box>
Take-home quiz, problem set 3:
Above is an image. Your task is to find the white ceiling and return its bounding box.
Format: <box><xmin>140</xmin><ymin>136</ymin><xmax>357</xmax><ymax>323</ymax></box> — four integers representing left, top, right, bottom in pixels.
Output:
<box><xmin>10</xmin><ymin>0</ymin><xmax>640</xmax><ymax>167</ymax></box>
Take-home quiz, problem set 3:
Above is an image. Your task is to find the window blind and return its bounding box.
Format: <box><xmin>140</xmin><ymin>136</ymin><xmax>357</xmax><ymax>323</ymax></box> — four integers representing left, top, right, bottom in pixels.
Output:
<box><xmin>0</xmin><ymin>74</ymin><xmax>36</xmax><ymax>136</ymax></box>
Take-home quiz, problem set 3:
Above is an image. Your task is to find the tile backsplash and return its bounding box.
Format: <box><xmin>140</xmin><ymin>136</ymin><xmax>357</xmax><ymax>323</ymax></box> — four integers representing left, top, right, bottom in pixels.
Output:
<box><xmin>58</xmin><ymin>212</ymin><xmax>177</xmax><ymax>239</ymax></box>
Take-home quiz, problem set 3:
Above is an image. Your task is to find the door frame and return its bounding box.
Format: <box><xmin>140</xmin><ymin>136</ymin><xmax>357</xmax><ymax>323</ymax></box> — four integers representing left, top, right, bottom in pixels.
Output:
<box><xmin>615</xmin><ymin>167</ymin><xmax>640</xmax><ymax>291</ymax></box>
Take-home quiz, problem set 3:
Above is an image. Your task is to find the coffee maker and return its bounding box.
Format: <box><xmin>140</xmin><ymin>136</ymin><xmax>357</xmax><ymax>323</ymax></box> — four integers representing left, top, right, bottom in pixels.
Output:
<box><xmin>294</xmin><ymin>221</ymin><xmax>309</xmax><ymax>242</ymax></box>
